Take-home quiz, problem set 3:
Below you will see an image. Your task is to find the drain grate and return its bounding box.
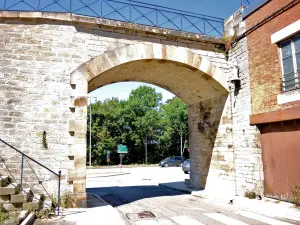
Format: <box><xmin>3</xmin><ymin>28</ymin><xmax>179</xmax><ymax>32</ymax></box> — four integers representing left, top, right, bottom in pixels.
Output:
<box><xmin>126</xmin><ymin>211</ymin><xmax>156</xmax><ymax>220</ymax></box>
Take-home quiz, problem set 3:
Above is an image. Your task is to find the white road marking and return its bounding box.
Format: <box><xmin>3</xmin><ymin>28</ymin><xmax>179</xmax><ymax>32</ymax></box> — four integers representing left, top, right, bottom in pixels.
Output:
<box><xmin>235</xmin><ymin>211</ymin><xmax>295</xmax><ymax>225</ymax></box>
<box><xmin>178</xmin><ymin>206</ymin><xmax>204</xmax><ymax>211</ymax></box>
<box><xmin>135</xmin><ymin>220</ymin><xmax>160</xmax><ymax>225</ymax></box>
<box><xmin>157</xmin><ymin>219</ymin><xmax>177</xmax><ymax>225</ymax></box>
<box><xmin>204</xmin><ymin>213</ymin><xmax>249</xmax><ymax>225</ymax></box>
<box><xmin>170</xmin><ymin>216</ymin><xmax>205</xmax><ymax>225</ymax></box>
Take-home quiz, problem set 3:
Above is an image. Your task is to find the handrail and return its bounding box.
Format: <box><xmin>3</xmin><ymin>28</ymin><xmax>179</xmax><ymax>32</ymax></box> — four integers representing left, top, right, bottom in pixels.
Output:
<box><xmin>0</xmin><ymin>0</ymin><xmax>224</xmax><ymax>37</ymax></box>
<box><xmin>0</xmin><ymin>138</ymin><xmax>59</xmax><ymax>176</ymax></box>
<box><xmin>0</xmin><ymin>138</ymin><xmax>61</xmax><ymax>215</ymax></box>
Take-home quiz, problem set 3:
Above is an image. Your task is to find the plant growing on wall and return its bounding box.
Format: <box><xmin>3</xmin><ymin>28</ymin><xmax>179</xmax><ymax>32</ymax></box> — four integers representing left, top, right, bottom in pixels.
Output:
<box><xmin>42</xmin><ymin>131</ymin><xmax>48</xmax><ymax>149</ymax></box>
<box><xmin>221</xmin><ymin>26</ymin><xmax>238</xmax><ymax>60</ymax></box>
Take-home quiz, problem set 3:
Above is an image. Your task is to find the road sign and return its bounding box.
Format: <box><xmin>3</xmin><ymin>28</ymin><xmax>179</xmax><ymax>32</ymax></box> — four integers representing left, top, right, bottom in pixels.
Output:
<box><xmin>117</xmin><ymin>144</ymin><xmax>128</xmax><ymax>153</ymax></box>
<box><xmin>184</xmin><ymin>141</ymin><xmax>188</xmax><ymax>149</ymax></box>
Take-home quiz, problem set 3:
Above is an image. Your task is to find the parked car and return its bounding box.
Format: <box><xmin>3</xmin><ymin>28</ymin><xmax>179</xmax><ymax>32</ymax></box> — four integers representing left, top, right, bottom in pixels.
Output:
<box><xmin>158</xmin><ymin>156</ymin><xmax>185</xmax><ymax>167</ymax></box>
<box><xmin>182</xmin><ymin>159</ymin><xmax>190</xmax><ymax>174</ymax></box>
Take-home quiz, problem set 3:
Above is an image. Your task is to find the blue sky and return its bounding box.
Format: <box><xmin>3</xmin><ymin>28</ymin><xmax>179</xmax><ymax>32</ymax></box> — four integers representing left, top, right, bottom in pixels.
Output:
<box><xmin>88</xmin><ymin>0</ymin><xmax>241</xmax><ymax>102</ymax></box>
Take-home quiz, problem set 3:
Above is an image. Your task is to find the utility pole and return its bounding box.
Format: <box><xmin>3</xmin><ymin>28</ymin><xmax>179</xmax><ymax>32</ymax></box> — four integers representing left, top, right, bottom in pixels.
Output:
<box><xmin>88</xmin><ymin>96</ymin><xmax>97</xmax><ymax>167</ymax></box>
<box><xmin>180</xmin><ymin>135</ymin><xmax>183</xmax><ymax>156</ymax></box>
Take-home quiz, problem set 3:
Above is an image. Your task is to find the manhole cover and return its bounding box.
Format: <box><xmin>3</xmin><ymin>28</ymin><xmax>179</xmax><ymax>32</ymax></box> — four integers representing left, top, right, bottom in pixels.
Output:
<box><xmin>126</xmin><ymin>211</ymin><xmax>155</xmax><ymax>220</ymax></box>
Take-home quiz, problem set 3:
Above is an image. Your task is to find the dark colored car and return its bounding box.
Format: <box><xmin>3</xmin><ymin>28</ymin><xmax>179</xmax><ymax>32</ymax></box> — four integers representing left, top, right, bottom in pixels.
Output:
<box><xmin>159</xmin><ymin>156</ymin><xmax>185</xmax><ymax>167</ymax></box>
<box><xmin>182</xmin><ymin>159</ymin><xmax>190</xmax><ymax>174</ymax></box>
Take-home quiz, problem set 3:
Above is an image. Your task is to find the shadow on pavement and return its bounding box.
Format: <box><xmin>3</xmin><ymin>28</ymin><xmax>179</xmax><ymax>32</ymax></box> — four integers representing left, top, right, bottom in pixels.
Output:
<box><xmin>87</xmin><ymin>184</ymin><xmax>186</xmax><ymax>207</ymax></box>
<box><xmin>158</xmin><ymin>181</ymin><xmax>201</xmax><ymax>194</ymax></box>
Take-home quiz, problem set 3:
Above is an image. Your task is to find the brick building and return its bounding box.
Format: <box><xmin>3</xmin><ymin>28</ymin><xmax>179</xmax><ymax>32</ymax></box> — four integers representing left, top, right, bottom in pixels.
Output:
<box><xmin>244</xmin><ymin>0</ymin><xmax>300</xmax><ymax>200</ymax></box>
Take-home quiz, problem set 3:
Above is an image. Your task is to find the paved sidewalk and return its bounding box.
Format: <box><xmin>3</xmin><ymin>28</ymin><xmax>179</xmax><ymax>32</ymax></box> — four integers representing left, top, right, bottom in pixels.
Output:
<box><xmin>34</xmin><ymin>193</ymin><xmax>129</xmax><ymax>225</ymax></box>
<box><xmin>160</xmin><ymin>180</ymin><xmax>300</xmax><ymax>223</ymax></box>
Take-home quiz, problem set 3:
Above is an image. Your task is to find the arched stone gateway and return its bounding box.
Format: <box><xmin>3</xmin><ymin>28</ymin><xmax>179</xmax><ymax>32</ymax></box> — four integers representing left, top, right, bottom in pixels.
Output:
<box><xmin>0</xmin><ymin>11</ymin><xmax>264</xmax><ymax>208</ymax></box>
<box><xmin>69</xmin><ymin>43</ymin><xmax>235</xmax><ymax>205</ymax></box>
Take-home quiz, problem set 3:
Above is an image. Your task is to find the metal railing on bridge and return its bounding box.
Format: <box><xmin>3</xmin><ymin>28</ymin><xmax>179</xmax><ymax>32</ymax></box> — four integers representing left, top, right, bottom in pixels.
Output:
<box><xmin>0</xmin><ymin>0</ymin><xmax>224</xmax><ymax>37</ymax></box>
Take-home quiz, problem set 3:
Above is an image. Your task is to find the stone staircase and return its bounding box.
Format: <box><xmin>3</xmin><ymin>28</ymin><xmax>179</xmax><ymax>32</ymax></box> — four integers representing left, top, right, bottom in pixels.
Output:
<box><xmin>0</xmin><ymin>176</ymin><xmax>54</xmax><ymax>225</ymax></box>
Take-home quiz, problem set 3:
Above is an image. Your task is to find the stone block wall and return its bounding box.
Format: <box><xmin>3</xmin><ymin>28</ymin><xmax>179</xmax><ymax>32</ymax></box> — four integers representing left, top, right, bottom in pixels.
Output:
<box><xmin>189</xmin><ymin>94</ymin><xmax>236</xmax><ymax>198</ymax></box>
<box><xmin>224</xmin><ymin>8</ymin><xmax>264</xmax><ymax>196</ymax></box>
<box><xmin>0</xmin><ymin>9</ymin><xmax>266</xmax><ymax>202</ymax></box>
<box><xmin>0</xmin><ymin>12</ymin><xmax>229</xmax><ymax>205</ymax></box>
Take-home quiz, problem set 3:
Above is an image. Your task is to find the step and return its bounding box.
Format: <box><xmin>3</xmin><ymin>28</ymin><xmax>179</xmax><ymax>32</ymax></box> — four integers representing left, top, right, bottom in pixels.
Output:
<box><xmin>11</xmin><ymin>189</ymin><xmax>33</xmax><ymax>204</ymax></box>
<box><xmin>0</xmin><ymin>176</ymin><xmax>10</xmax><ymax>187</ymax></box>
<box><xmin>16</xmin><ymin>210</ymin><xmax>29</xmax><ymax>225</ymax></box>
<box><xmin>23</xmin><ymin>194</ymin><xmax>43</xmax><ymax>211</ymax></box>
<box><xmin>2</xmin><ymin>202</ymin><xmax>23</xmax><ymax>212</ymax></box>
<box><xmin>3</xmin><ymin>210</ymin><xmax>29</xmax><ymax>225</ymax></box>
<box><xmin>0</xmin><ymin>183</ymin><xmax>20</xmax><ymax>195</ymax></box>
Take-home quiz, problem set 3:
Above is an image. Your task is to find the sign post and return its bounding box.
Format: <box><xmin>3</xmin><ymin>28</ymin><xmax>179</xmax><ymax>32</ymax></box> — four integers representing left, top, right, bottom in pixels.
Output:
<box><xmin>106</xmin><ymin>150</ymin><xmax>111</xmax><ymax>166</ymax></box>
<box><xmin>117</xmin><ymin>145</ymin><xmax>128</xmax><ymax>172</ymax></box>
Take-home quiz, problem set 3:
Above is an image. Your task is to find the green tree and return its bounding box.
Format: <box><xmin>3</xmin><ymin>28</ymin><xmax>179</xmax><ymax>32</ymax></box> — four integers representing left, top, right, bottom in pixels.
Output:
<box><xmin>126</xmin><ymin>86</ymin><xmax>162</xmax><ymax>164</ymax></box>
<box><xmin>161</xmin><ymin>97</ymin><xmax>188</xmax><ymax>156</ymax></box>
<box><xmin>87</xmin><ymin>98</ymin><xmax>127</xmax><ymax>165</ymax></box>
<box><xmin>87</xmin><ymin>86</ymin><xmax>189</xmax><ymax>165</ymax></box>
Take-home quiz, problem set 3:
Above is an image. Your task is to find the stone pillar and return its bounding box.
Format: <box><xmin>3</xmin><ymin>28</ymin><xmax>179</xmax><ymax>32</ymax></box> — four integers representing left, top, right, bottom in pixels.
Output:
<box><xmin>189</xmin><ymin>94</ymin><xmax>236</xmax><ymax>198</ymax></box>
<box><xmin>67</xmin><ymin>70</ymin><xmax>88</xmax><ymax>207</ymax></box>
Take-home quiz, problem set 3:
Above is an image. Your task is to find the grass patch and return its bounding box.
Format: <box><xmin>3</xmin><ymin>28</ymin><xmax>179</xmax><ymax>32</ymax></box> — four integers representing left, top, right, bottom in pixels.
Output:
<box><xmin>244</xmin><ymin>191</ymin><xmax>256</xmax><ymax>199</ymax></box>
<box><xmin>291</xmin><ymin>184</ymin><xmax>300</xmax><ymax>207</ymax></box>
<box><xmin>36</xmin><ymin>209</ymin><xmax>52</xmax><ymax>219</ymax></box>
<box><xmin>0</xmin><ymin>205</ymin><xmax>9</xmax><ymax>223</ymax></box>
<box><xmin>50</xmin><ymin>193</ymin><xmax>77</xmax><ymax>209</ymax></box>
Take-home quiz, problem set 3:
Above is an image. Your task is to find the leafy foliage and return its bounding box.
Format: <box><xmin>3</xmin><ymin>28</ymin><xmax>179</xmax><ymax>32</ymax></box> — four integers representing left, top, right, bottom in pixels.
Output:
<box><xmin>0</xmin><ymin>204</ymin><xmax>9</xmax><ymax>223</ymax></box>
<box><xmin>87</xmin><ymin>86</ymin><xmax>188</xmax><ymax>165</ymax></box>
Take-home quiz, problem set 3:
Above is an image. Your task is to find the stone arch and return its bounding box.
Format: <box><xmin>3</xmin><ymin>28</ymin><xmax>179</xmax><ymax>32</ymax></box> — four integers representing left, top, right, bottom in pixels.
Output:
<box><xmin>70</xmin><ymin>43</ymin><xmax>229</xmax><ymax>101</ymax></box>
<box><xmin>68</xmin><ymin>43</ymin><xmax>233</xmax><ymax>204</ymax></box>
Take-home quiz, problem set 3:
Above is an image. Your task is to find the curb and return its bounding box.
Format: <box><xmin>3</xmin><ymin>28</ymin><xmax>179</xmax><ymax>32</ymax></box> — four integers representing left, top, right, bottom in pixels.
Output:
<box><xmin>89</xmin><ymin>192</ymin><xmax>111</xmax><ymax>206</ymax></box>
<box><xmin>158</xmin><ymin>184</ymin><xmax>193</xmax><ymax>194</ymax></box>
<box><xmin>87</xmin><ymin>172</ymin><xmax>131</xmax><ymax>178</ymax></box>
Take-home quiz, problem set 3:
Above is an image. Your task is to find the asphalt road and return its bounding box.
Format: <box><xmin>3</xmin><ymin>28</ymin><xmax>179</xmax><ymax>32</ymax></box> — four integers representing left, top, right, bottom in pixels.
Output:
<box><xmin>87</xmin><ymin>167</ymin><xmax>299</xmax><ymax>225</ymax></box>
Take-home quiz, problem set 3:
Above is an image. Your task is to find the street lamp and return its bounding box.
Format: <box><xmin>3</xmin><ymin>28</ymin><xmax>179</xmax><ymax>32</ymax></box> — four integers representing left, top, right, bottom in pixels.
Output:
<box><xmin>87</xmin><ymin>96</ymin><xmax>97</xmax><ymax>167</ymax></box>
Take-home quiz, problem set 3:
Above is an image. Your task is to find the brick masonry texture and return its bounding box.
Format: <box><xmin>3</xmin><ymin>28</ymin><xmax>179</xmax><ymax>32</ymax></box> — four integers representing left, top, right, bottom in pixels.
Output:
<box><xmin>0</xmin><ymin>11</ymin><xmax>264</xmax><ymax>203</ymax></box>
<box><xmin>245</xmin><ymin>0</ymin><xmax>300</xmax><ymax>115</ymax></box>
